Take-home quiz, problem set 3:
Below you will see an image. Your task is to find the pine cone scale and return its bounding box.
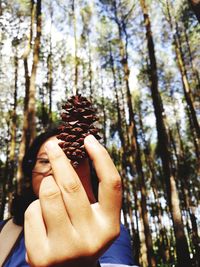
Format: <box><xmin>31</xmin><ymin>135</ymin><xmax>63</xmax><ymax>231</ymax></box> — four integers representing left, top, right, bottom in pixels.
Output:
<box><xmin>57</xmin><ymin>94</ymin><xmax>100</xmax><ymax>167</ymax></box>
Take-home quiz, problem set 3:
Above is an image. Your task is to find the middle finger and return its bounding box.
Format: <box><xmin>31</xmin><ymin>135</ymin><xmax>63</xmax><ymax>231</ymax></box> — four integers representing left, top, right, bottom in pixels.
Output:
<box><xmin>44</xmin><ymin>140</ymin><xmax>92</xmax><ymax>227</ymax></box>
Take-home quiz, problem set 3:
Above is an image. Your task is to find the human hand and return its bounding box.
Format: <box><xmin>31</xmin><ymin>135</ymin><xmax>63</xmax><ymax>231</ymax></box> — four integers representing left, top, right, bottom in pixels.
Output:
<box><xmin>24</xmin><ymin>135</ymin><xmax>122</xmax><ymax>267</ymax></box>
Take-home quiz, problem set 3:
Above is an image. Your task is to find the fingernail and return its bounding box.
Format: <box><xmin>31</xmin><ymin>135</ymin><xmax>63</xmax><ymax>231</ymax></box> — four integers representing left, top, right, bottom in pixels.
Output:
<box><xmin>84</xmin><ymin>134</ymin><xmax>98</xmax><ymax>144</ymax></box>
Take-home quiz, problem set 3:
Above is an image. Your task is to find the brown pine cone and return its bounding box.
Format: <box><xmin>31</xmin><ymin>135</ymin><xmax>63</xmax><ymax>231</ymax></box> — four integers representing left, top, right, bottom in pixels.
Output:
<box><xmin>57</xmin><ymin>94</ymin><xmax>101</xmax><ymax>167</ymax></box>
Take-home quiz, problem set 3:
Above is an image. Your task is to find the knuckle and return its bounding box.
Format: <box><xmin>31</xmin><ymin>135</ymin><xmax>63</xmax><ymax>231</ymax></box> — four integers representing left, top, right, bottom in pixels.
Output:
<box><xmin>40</xmin><ymin>186</ymin><xmax>61</xmax><ymax>199</ymax></box>
<box><xmin>110</xmin><ymin>176</ymin><xmax>122</xmax><ymax>192</ymax></box>
<box><xmin>87</xmin><ymin>243</ymin><xmax>97</xmax><ymax>256</ymax></box>
<box><xmin>29</xmin><ymin>249</ymin><xmax>50</xmax><ymax>267</ymax></box>
<box><xmin>63</xmin><ymin>180</ymin><xmax>81</xmax><ymax>193</ymax></box>
<box><xmin>32</xmin><ymin>257</ymin><xmax>49</xmax><ymax>267</ymax></box>
<box><xmin>109</xmin><ymin>224</ymin><xmax>121</xmax><ymax>241</ymax></box>
<box><xmin>82</xmin><ymin>239</ymin><xmax>98</xmax><ymax>256</ymax></box>
<box><xmin>39</xmin><ymin>176</ymin><xmax>61</xmax><ymax>199</ymax></box>
<box><xmin>25</xmin><ymin>200</ymin><xmax>39</xmax><ymax>221</ymax></box>
<box><xmin>46</xmin><ymin>143</ymin><xmax>64</xmax><ymax>160</ymax></box>
<box><xmin>27</xmin><ymin>246</ymin><xmax>51</xmax><ymax>267</ymax></box>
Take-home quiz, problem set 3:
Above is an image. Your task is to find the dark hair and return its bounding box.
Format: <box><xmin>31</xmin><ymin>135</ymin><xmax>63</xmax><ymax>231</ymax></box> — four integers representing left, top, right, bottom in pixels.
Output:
<box><xmin>12</xmin><ymin>127</ymin><xmax>99</xmax><ymax>225</ymax></box>
<box><xmin>12</xmin><ymin>128</ymin><xmax>60</xmax><ymax>225</ymax></box>
<box><xmin>22</xmin><ymin>128</ymin><xmax>60</xmax><ymax>179</ymax></box>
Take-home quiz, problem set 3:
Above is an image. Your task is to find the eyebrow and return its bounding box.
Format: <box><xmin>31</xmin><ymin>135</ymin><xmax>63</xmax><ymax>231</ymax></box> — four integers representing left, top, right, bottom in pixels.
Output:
<box><xmin>37</xmin><ymin>152</ymin><xmax>47</xmax><ymax>157</ymax></box>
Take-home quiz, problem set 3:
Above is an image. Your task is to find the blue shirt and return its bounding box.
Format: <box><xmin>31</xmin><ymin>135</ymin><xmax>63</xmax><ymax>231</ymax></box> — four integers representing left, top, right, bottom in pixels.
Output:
<box><xmin>1</xmin><ymin>222</ymin><xmax>136</xmax><ymax>267</ymax></box>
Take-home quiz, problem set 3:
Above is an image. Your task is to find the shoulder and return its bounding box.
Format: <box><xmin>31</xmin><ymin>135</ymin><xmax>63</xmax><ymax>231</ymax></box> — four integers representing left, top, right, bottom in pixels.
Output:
<box><xmin>3</xmin><ymin>230</ymin><xmax>28</xmax><ymax>267</ymax></box>
<box><xmin>0</xmin><ymin>218</ymin><xmax>10</xmax><ymax>232</ymax></box>
<box><xmin>100</xmin><ymin>224</ymin><xmax>138</xmax><ymax>266</ymax></box>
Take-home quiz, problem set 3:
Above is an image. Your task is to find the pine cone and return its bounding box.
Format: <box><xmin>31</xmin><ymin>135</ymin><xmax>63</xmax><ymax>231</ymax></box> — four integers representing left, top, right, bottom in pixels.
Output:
<box><xmin>57</xmin><ymin>94</ymin><xmax>100</xmax><ymax>167</ymax></box>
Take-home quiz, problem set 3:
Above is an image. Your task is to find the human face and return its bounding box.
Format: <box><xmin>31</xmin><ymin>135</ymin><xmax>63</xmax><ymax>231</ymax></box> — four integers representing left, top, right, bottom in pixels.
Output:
<box><xmin>32</xmin><ymin>136</ymin><xmax>96</xmax><ymax>203</ymax></box>
<box><xmin>32</xmin><ymin>136</ymin><xmax>58</xmax><ymax>196</ymax></box>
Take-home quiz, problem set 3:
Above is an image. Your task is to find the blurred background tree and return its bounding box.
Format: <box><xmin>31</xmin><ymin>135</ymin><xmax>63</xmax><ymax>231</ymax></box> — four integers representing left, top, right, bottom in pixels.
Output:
<box><xmin>0</xmin><ymin>0</ymin><xmax>199</xmax><ymax>266</ymax></box>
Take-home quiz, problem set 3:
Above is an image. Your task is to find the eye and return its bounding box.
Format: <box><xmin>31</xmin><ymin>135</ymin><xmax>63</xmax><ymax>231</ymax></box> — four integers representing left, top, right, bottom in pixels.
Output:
<box><xmin>37</xmin><ymin>158</ymin><xmax>49</xmax><ymax>164</ymax></box>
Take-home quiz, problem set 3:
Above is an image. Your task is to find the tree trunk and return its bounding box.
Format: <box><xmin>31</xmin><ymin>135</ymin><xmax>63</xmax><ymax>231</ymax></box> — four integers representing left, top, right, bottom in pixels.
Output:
<box><xmin>0</xmin><ymin>0</ymin><xmax>2</xmax><ymax>16</ymax></box>
<box><xmin>168</xmin><ymin>0</ymin><xmax>200</xmax><ymax>142</ymax></box>
<box><xmin>6</xmin><ymin>51</ymin><xmax>19</xmax><ymax>213</ymax></box>
<box><xmin>188</xmin><ymin>0</ymin><xmax>200</xmax><ymax>23</ymax></box>
<box><xmin>137</xmin><ymin>194</ymin><xmax>148</xmax><ymax>267</ymax></box>
<box><xmin>140</xmin><ymin>0</ymin><xmax>191</xmax><ymax>266</ymax></box>
<box><xmin>138</xmin><ymin>99</ymin><xmax>168</xmax><ymax>264</ymax></box>
<box><xmin>99</xmin><ymin>71</ymin><xmax>107</xmax><ymax>146</ymax></box>
<box><xmin>16</xmin><ymin>0</ymin><xmax>42</xmax><ymax>193</ymax></box>
<box><xmin>47</xmin><ymin>51</ymin><xmax>53</xmax><ymax>126</ymax></box>
<box><xmin>112</xmin><ymin>1</ymin><xmax>156</xmax><ymax>265</ymax></box>
<box><xmin>16</xmin><ymin>0</ymin><xmax>34</xmax><ymax>193</ymax></box>
<box><xmin>8</xmin><ymin>50</ymin><xmax>18</xmax><ymax>189</ymax></box>
<box><xmin>165</xmin><ymin>0</ymin><xmax>200</xmax><ymax>157</ymax></box>
<box><xmin>72</xmin><ymin>0</ymin><xmax>78</xmax><ymax>95</ymax></box>
<box><xmin>109</xmin><ymin>41</ymin><xmax>126</xmax><ymax>151</ymax></box>
<box><xmin>88</xmin><ymin>38</ymin><xmax>93</xmax><ymax>101</ymax></box>
<box><xmin>182</xmin><ymin>22</ymin><xmax>200</xmax><ymax>102</ymax></box>
<box><xmin>174</xmin><ymin>22</ymin><xmax>200</xmax><ymax>139</ymax></box>
<box><xmin>0</xmin><ymin>123</ymin><xmax>10</xmax><ymax>219</ymax></box>
<box><xmin>113</xmin><ymin>1</ymin><xmax>137</xmax><ymax>157</ymax></box>
<box><xmin>132</xmin><ymin>107</ymin><xmax>156</xmax><ymax>266</ymax></box>
<box><xmin>47</xmin><ymin>7</ymin><xmax>53</xmax><ymax>126</ymax></box>
<box><xmin>109</xmin><ymin>40</ymin><xmax>141</xmax><ymax>264</ymax></box>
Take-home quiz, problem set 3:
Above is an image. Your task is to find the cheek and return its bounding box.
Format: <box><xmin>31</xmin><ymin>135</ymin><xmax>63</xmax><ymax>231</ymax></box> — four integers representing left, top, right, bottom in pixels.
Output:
<box><xmin>32</xmin><ymin>175</ymin><xmax>44</xmax><ymax>197</ymax></box>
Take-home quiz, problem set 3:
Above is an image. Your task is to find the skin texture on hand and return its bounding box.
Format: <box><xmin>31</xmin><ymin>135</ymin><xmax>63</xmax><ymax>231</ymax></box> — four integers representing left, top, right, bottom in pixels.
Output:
<box><xmin>24</xmin><ymin>135</ymin><xmax>122</xmax><ymax>267</ymax></box>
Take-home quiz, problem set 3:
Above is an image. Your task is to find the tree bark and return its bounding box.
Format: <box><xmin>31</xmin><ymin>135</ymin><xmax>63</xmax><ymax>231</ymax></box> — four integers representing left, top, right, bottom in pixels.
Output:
<box><xmin>88</xmin><ymin>38</ymin><xmax>93</xmax><ymax>101</ymax></box>
<box><xmin>47</xmin><ymin>6</ymin><xmax>53</xmax><ymax>126</ymax></box>
<box><xmin>16</xmin><ymin>0</ymin><xmax>42</xmax><ymax>193</ymax></box>
<box><xmin>47</xmin><ymin>50</ymin><xmax>53</xmax><ymax>126</ymax></box>
<box><xmin>7</xmin><ymin>51</ymin><xmax>18</xmax><ymax>201</ymax></box>
<box><xmin>0</xmin><ymin>124</ymin><xmax>10</xmax><ymax>219</ymax></box>
<box><xmin>72</xmin><ymin>0</ymin><xmax>78</xmax><ymax>95</ymax></box>
<box><xmin>99</xmin><ymin>70</ymin><xmax>107</xmax><ymax>146</ymax></box>
<box><xmin>140</xmin><ymin>0</ymin><xmax>191</xmax><ymax>266</ymax></box>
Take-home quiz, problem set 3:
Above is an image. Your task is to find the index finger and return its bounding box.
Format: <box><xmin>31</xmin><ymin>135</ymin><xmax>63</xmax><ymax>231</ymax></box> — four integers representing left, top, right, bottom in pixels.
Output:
<box><xmin>84</xmin><ymin>135</ymin><xmax>122</xmax><ymax>218</ymax></box>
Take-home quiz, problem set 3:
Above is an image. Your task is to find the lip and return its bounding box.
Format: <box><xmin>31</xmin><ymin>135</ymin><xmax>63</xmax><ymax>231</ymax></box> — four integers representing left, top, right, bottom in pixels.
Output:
<box><xmin>43</xmin><ymin>170</ymin><xmax>53</xmax><ymax>177</ymax></box>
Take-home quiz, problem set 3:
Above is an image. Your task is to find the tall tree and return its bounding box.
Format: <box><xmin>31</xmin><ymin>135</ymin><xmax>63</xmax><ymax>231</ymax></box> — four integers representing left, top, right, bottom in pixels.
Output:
<box><xmin>71</xmin><ymin>0</ymin><xmax>79</xmax><ymax>95</ymax></box>
<box><xmin>165</xmin><ymin>0</ymin><xmax>200</xmax><ymax>158</ymax></box>
<box><xmin>105</xmin><ymin>1</ymin><xmax>156</xmax><ymax>265</ymax></box>
<box><xmin>7</xmin><ymin>38</ymin><xmax>19</xmax><ymax>194</ymax></box>
<box><xmin>16</xmin><ymin>0</ymin><xmax>42</xmax><ymax>192</ymax></box>
<box><xmin>139</xmin><ymin>0</ymin><xmax>191</xmax><ymax>266</ymax></box>
<box><xmin>80</xmin><ymin>4</ymin><xmax>93</xmax><ymax>99</ymax></box>
<box><xmin>47</xmin><ymin>3</ymin><xmax>53</xmax><ymax>127</ymax></box>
